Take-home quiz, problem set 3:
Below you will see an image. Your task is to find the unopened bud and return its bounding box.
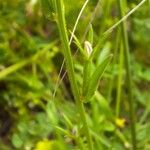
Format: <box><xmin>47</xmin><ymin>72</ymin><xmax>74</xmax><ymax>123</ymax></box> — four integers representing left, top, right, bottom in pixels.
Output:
<box><xmin>84</xmin><ymin>41</ymin><xmax>93</xmax><ymax>57</ymax></box>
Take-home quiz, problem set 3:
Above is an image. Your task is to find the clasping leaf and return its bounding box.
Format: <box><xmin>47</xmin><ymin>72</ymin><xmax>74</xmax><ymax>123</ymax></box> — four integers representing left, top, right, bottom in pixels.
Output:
<box><xmin>83</xmin><ymin>54</ymin><xmax>112</xmax><ymax>103</ymax></box>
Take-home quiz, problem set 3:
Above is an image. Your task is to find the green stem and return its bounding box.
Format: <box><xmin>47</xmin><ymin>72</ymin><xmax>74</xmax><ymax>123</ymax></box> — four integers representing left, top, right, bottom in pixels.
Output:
<box><xmin>117</xmin><ymin>0</ymin><xmax>137</xmax><ymax>149</ymax></box>
<box><xmin>116</xmin><ymin>42</ymin><xmax>124</xmax><ymax>118</ymax></box>
<box><xmin>55</xmin><ymin>0</ymin><xmax>93</xmax><ymax>149</ymax></box>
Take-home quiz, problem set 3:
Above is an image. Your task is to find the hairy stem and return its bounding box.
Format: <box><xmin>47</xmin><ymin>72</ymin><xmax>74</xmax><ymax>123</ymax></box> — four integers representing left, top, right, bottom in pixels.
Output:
<box><xmin>55</xmin><ymin>0</ymin><xmax>93</xmax><ymax>149</ymax></box>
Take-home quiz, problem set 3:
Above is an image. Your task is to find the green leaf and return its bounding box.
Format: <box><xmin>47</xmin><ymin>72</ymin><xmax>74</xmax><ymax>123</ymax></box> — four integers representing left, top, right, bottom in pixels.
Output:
<box><xmin>55</xmin><ymin>126</ymin><xmax>70</xmax><ymax>136</ymax></box>
<box><xmin>87</xmin><ymin>24</ymin><xmax>94</xmax><ymax>45</ymax></box>
<box><xmin>84</xmin><ymin>55</ymin><xmax>112</xmax><ymax>102</ymax></box>
<box><xmin>0</xmin><ymin>60</ymin><xmax>29</xmax><ymax>80</ymax></box>
<box><xmin>63</xmin><ymin>113</ymin><xmax>73</xmax><ymax>128</ymax></box>
<box><xmin>12</xmin><ymin>134</ymin><xmax>23</xmax><ymax>148</ymax></box>
<box><xmin>90</xmin><ymin>35</ymin><xmax>108</xmax><ymax>60</ymax></box>
<box><xmin>95</xmin><ymin>92</ymin><xmax>114</xmax><ymax>118</ymax></box>
<box><xmin>82</xmin><ymin>59</ymin><xmax>93</xmax><ymax>99</ymax></box>
<box><xmin>96</xmin><ymin>42</ymin><xmax>111</xmax><ymax>65</ymax></box>
<box><xmin>70</xmin><ymin>31</ymin><xmax>87</xmax><ymax>57</ymax></box>
<box><xmin>102</xmin><ymin>121</ymin><xmax>115</xmax><ymax>132</ymax></box>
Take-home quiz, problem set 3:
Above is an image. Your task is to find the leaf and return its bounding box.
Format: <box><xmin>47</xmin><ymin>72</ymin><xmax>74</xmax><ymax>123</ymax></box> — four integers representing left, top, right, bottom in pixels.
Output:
<box><xmin>63</xmin><ymin>113</ymin><xmax>73</xmax><ymax>128</ymax></box>
<box><xmin>12</xmin><ymin>134</ymin><xmax>23</xmax><ymax>148</ymax></box>
<box><xmin>96</xmin><ymin>42</ymin><xmax>111</xmax><ymax>65</ymax></box>
<box><xmin>0</xmin><ymin>43</ymin><xmax>54</xmax><ymax>80</ymax></box>
<box><xmin>94</xmin><ymin>91</ymin><xmax>113</xmax><ymax>118</ymax></box>
<box><xmin>91</xmin><ymin>131</ymin><xmax>111</xmax><ymax>148</ymax></box>
<box><xmin>46</xmin><ymin>101</ymin><xmax>58</xmax><ymax>125</ymax></box>
<box><xmin>55</xmin><ymin>126</ymin><xmax>70</xmax><ymax>136</ymax></box>
<box><xmin>84</xmin><ymin>55</ymin><xmax>112</xmax><ymax>102</ymax></box>
<box><xmin>90</xmin><ymin>35</ymin><xmax>108</xmax><ymax>60</ymax></box>
<box><xmin>87</xmin><ymin>24</ymin><xmax>94</xmax><ymax>45</ymax></box>
<box><xmin>69</xmin><ymin>30</ymin><xmax>87</xmax><ymax>57</ymax></box>
<box><xmin>82</xmin><ymin>59</ymin><xmax>93</xmax><ymax>99</ymax></box>
<box><xmin>0</xmin><ymin>60</ymin><xmax>29</xmax><ymax>80</ymax></box>
<box><xmin>101</xmin><ymin>121</ymin><xmax>115</xmax><ymax>132</ymax></box>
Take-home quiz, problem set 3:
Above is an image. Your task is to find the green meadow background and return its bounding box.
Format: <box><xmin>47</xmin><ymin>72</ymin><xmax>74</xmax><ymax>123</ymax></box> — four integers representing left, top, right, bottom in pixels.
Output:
<box><xmin>0</xmin><ymin>0</ymin><xmax>149</xmax><ymax>149</ymax></box>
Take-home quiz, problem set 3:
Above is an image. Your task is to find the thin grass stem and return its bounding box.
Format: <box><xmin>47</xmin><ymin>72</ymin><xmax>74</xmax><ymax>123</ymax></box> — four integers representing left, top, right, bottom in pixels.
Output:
<box><xmin>117</xmin><ymin>0</ymin><xmax>137</xmax><ymax>149</ymax></box>
<box><xmin>104</xmin><ymin>0</ymin><xmax>147</xmax><ymax>35</ymax></box>
<box><xmin>116</xmin><ymin>42</ymin><xmax>124</xmax><ymax>118</ymax></box>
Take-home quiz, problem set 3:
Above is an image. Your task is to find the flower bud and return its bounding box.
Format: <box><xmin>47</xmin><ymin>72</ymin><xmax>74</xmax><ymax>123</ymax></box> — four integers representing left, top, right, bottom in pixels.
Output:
<box><xmin>84</xmin><ymin>41</ymin><xmax>93</xmax><ymax>57</ymax></box>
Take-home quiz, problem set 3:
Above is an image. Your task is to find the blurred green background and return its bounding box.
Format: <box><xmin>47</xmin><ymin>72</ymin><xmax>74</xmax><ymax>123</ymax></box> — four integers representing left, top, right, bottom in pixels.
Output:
<box><xmin>0</xmin><ymin>0</ymin><xmax>149</xmax><ymax>149</ymax></box>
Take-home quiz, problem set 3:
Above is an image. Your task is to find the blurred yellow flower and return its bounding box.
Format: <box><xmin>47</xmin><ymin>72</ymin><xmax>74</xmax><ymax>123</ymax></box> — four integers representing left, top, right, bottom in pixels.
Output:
<box><xmin>35</xmin><ymin>139</ymin><xmax>62</xmax><ymax>150</ymax></box>
<box><xmin>115</xmin><ymin>118</ymin><xmax>126</xmax><ymax>128</ymax></box>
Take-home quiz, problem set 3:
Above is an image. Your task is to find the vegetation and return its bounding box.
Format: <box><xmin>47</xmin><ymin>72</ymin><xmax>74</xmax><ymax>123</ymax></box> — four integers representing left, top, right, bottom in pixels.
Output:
<box><xmin>0</xmin><ymin>0</ymin><xmax>149</xmax><ymax>149</ymax></box>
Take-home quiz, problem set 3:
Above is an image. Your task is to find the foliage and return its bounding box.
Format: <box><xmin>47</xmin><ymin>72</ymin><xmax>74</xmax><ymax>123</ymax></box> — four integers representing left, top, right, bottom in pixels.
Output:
<box><xmin>0</xmin><ymin>0</ymin><xmax>149</xmax><ymax>149</ymax></box>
